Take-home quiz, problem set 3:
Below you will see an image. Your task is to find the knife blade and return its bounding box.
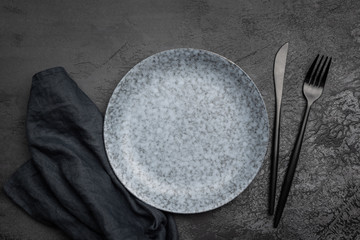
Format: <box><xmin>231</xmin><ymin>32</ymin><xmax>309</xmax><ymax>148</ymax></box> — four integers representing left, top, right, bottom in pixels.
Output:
<box><xmin>269</xmin><ymin>42</ymin><xmax>288</xmax><ymax>215</ymax></box>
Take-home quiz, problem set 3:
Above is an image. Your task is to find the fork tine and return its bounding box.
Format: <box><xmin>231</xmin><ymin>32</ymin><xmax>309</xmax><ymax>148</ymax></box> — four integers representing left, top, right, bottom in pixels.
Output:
<box><xmin>305</xmin><ymin>54</ymin><xmax>319</xmax><ymax>84</ymax></box>
<box><xmin>310</xmin><ymin>55</ymin><xmax>324</xmax><ymax>85</ymax></box>
<box><xmin>319</xmin><ymin>57</ymin><xmax>332</xmax><ymax>87</ymax></box>
<box><xmin>315</xmin><ymin>56</ymin><xmax>328</xmax><ymax>86</ymax></box>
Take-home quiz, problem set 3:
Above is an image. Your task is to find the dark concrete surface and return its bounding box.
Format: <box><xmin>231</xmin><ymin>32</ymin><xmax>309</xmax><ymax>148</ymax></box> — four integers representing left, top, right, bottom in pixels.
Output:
<box><xmin>1</xmin><ymin>0</ymin><xmax>360</xmax><ymax>239</ymax></box>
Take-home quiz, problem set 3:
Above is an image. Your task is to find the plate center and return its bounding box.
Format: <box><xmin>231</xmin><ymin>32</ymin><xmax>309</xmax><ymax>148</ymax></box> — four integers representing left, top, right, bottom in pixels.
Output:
<box><xmin>120</xmin><ymin>64</ymin><xmax>250</xmax><ymax>195</ymax></box>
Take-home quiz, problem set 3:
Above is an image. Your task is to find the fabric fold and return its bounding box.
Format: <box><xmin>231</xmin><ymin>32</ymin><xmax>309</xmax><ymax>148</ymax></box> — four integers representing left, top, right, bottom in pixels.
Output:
<box><xmin>4</xmin><ymin>67</ymin><xmax>178</xmax><ymax>240</ymax></box>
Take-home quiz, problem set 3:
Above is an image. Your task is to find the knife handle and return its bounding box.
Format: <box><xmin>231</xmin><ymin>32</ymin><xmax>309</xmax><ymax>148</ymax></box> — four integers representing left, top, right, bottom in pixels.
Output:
<box><xmin>269</xmin><ymin>102</ymin><xmax>281</xmax><ymax>215</ymax></box>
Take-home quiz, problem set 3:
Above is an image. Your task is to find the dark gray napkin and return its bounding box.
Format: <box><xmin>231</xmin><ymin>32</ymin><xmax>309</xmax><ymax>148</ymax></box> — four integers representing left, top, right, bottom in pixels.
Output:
<box><xmin>3</xmin><ymin>67</ymin><xmax>178</xmax><ymax>240</ymax></box>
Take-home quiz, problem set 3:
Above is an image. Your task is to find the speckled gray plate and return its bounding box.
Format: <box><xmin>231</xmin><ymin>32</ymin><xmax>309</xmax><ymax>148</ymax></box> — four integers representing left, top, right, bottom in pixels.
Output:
<box><xmin>104</xmin><ymin>48</ymin><xmax>269</xmax><ymax>213</ymax></box>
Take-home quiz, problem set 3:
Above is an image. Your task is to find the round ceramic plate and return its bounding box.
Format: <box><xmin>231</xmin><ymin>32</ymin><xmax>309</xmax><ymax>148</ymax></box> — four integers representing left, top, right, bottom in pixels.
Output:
<box><xmin>104</xmin><ymin>48</ymin><xmax>269</xmax><ymax>213</ymax></box>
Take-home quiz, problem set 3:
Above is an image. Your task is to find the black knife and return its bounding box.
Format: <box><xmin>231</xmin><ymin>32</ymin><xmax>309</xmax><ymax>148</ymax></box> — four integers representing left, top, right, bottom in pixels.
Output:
<box><xmin>269</xmin><ymin>42</ymin><xmax>288</xmax><ymax>215</ymax></box>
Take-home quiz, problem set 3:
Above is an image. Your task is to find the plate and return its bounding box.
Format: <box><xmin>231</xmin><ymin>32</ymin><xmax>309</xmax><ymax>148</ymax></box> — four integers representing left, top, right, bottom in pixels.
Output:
<box><xmin>104</xmin><ymin>48</ymin><xmax>269</xmax><ymax>213</ymax></box>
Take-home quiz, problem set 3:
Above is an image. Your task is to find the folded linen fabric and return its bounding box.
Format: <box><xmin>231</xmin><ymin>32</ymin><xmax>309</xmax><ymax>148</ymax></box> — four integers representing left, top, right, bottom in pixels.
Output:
<box><xmin>3</xmin><ymin>67</ymin><xmax>178</xmax><ymax>240</ymax></box>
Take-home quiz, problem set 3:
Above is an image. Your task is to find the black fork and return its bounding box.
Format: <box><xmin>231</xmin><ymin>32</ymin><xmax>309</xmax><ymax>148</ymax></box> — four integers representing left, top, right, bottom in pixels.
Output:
<box><xmin>274</xmin><ymin>55</ymin><xmax>332</xmax><ymax>228</ymax></box>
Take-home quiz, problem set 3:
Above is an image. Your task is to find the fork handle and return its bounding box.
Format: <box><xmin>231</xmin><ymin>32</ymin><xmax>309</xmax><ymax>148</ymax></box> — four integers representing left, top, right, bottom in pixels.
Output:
<box><xmin>274</xmin><ymin>102</ymin><xmax>312</xmax><ymax>227</ymax></box>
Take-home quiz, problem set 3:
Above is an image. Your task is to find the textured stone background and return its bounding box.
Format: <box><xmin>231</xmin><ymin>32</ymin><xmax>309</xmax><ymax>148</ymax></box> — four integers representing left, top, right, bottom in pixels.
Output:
<box><xmin>1</xmin><ymin>0</ymin><xmax>359</xmax><ymax>239</ymax></box>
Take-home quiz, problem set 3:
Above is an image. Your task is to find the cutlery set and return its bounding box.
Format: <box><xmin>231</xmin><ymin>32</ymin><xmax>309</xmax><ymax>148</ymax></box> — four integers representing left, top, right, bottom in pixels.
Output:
<box><xmin>269</xmin><ymin>43</ymin><xmax>332</xmax><ymax>227</ymax></box>
<box><xmin>102</xmin><ymin>47</ymin><xmax>332</xmax><ymax>221</ymax></box>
